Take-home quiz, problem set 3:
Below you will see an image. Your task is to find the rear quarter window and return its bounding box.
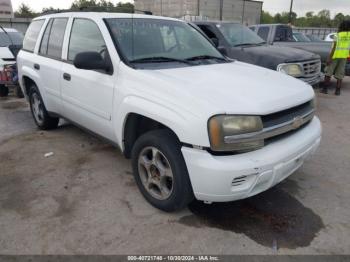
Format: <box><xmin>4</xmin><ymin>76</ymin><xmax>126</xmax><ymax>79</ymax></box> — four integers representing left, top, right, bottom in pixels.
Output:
<box><xmin>23</xmin><ymin>19</ymin><xmax>45</xmax><ymax>52</ymax></box>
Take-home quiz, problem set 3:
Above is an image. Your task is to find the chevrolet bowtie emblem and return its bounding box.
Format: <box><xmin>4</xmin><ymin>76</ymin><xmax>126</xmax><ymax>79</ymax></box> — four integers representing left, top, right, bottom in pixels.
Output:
<box><xmin>292</xmin><ymin>116</ymin><xmax>303</xmax><ymax>129</ymax></box>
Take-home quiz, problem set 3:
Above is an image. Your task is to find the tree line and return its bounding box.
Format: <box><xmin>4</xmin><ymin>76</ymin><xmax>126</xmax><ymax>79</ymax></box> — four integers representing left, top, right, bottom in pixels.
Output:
<box><xmin>262</xmin><ymin>9</ymin><xmax>350</xmax><ymax>28</ymax></box>
<box><xmin>14</xmin><ymin>0</ymin><xmax>135</xmax><ymax>18</ymax></box>
<box><xmin>14</xmin><ymin>1</ymin><xmax>350</xmax><ymax>29</ymax></box>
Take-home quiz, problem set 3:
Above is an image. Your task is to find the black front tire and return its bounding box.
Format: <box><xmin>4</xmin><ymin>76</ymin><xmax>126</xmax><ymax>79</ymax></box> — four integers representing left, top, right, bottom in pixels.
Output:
<box><xmin>29</xmin><ymin>85</ymin><xmax>59</xmax><ymax>130</ymax></box>
<box><xmin>131</xmin><ymin>129</ymin><xmax>194</xmax><ymax>212</ymax></box>
<box><xmin>0</xmin><ymin>85</ymin><xmax>9</xmax><ymax>97</ymax></box>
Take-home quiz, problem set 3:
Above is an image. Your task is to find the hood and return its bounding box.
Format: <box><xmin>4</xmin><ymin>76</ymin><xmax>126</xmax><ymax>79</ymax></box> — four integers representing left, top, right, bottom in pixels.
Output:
<box><xmin>228</xmin><ymin>45</ymin><xmax>319</xmax><ymax>70</ymax></box>
<box><xmin>138</xmin><ymin>61</ymin><xmax>315</xmax><ymax>118</ymax></box>
<box><xmin>274</xmin><ymin>42</ymin><xmax>332</xmax><ymax>62</ymax></box>
<box><xmin>0</xmin><ymin>47</ymin><xmax>15</xmax><ymax>62</ymax></box>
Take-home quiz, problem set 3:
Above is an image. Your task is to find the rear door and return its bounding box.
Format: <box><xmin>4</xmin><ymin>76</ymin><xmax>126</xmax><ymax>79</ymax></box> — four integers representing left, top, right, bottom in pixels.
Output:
<box><xmin>60</xmin><ymin>18</ymin><xmax>116</xmax><ymax>140</ymax></box>
<box><xmin>36</xmin><ymin>17</ymin><xmax>69</xmax><ymax>114</ymax></box>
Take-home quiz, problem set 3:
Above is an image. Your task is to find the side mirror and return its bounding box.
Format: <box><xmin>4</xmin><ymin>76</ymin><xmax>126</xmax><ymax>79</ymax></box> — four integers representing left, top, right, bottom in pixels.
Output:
<box><xmin>211</xmin><ymin>37</ymin><xmax>219</xmax><ymax>47</ymax></box>
<box><xmin>74</xmin><ymin>52</ymin><xmax>109</xmax><ymax>71</ymax></box>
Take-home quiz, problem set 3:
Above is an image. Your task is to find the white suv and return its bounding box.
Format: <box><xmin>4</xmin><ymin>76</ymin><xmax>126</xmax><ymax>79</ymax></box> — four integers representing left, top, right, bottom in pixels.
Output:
<box><xmin>17</xmin><ymin>13</ymin><xmax>322</xmax><ymax>211</ymax></box>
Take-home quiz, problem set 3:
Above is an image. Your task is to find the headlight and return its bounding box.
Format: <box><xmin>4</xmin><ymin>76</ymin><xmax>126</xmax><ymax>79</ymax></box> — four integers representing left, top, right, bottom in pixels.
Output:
<box><xmin>208</xmin><ymin>115</ymin><xmax>264</xmax><ymax>152</ymax></box>
<box><xmin>277</xmin><ymin>63</ymin><xmax>303</xmax><ymax>77</ymax></box>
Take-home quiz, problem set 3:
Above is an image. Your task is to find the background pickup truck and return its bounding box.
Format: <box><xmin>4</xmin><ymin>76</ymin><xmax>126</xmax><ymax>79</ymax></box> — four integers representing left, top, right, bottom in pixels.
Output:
<box><xmin>249</xmin><ymin>24</ymin><xmax>350</xmax><ymax>76</ymax></box>
<box><xmin>194</xmin><ymin>21</ymin><xmax>323</xmax><ymax>86</ymax></box>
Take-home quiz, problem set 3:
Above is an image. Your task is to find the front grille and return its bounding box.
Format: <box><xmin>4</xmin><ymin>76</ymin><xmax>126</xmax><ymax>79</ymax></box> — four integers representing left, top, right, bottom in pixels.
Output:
<box><xmin>223</xmin><ymin>100</ymin><xmax>315</xmax><ymax>148</ymax></box>
<box><xmin>262</xmin><ymin>101</ymin><xmax>314</xmax><ymax>129</ymax></box>
<box><xmin>301</xmin><ymin>60</ymin><xmax>321</xmax><ymax>78</ymax></box>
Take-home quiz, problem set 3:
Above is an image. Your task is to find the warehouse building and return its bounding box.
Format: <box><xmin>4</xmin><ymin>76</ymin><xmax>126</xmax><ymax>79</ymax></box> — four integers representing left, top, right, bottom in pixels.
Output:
<box><xmin>0</xmin><ymin>0</ymin><xmax>13</xmax><ymax>18</ymax></box>
<box><xmin>134</xmin><ymin>0</ymin><xmax>263</xmax><ymax>25</ymax></box>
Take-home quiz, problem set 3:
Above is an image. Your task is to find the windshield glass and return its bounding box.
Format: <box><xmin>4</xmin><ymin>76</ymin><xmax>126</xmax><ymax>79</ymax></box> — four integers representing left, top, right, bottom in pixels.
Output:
<box><xmin>216</xmin><ymin>23</ymin><xmax>265</xmax><ymax>47</ymax></box>
<box><xmin>293</xmin><ymin>32</ymin><xmax>311</xmax><ymax>42</ymax></box>
<box><xmin>105</xmin><ymin>18</ymin><xmax>225</xmax><ymax>65</ymax></box>
<box><xmin>0</xmin><ymin>31</ymin><xmax>24</xmax><ymax>47</ymax></box>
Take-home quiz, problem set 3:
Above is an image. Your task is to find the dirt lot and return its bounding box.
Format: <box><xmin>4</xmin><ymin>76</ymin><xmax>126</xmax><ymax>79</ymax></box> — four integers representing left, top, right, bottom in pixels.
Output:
<box><xmin>0</xmin><ymin>80</ymin><xmax>350</xmax><ymax>255</ymax></box>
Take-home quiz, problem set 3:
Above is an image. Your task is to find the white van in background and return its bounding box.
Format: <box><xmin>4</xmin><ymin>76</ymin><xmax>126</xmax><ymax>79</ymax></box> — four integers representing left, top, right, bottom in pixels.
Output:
<box><xmin>0</xmin><ymin>27</ymin><xmax>23</xmax><ymax>69</ymax></box>
<box><xmin>0</xmin><ymin>27</ymin><xmax>23</xmax><ymax>97</ymax></box>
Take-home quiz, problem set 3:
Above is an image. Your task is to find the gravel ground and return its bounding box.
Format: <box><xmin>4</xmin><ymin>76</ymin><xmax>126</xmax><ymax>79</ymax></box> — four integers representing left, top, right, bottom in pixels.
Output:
<box><xmin>0</xmin><ymin>79</ymin><xmax>349</xmax><ymax>255</ymax></box>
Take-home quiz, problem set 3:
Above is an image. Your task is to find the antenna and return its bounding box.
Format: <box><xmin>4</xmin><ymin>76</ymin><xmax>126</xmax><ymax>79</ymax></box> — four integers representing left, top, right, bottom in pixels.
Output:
<box><xmin>131</xmin><ymin>12</ymin><xmax>134</xmax><ymax>61</ymax></box>
<box><xmin>42</xmin><ymin>6</ymin><xmax>140</xmax><ymax>14</ymax></box>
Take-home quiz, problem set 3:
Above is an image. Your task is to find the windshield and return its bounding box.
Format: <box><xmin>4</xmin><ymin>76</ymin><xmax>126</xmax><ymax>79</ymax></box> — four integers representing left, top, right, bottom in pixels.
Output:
<box><xmin>216</xmin><ymin>23</ymin><xmax>265</xmax><ymax>47</ymax></box>
<box><xmin>105</xmin><ymin>18</ymin><xmax>225</xmax><ymax>66</ymax></box>
<box><xmin>0</xmin><ymin>31</ymin><xmax>24</xmax><ymax>47</ymax></box>
<box><xmin>293</xmin><ymin>32</ymin><xmax>311</xmax><ymax>42</ymax></box>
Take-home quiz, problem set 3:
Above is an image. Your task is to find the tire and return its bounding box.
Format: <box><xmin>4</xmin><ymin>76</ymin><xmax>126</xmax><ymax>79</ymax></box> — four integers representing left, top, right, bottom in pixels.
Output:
<box><xmin>15</xmin><ymin>85</ymin><xmax>24</xmax><ymax>98</ymax></box>
<box><xmin>28</xmin><ymin>84</ymin><xmax>59</xmax><ymax>130</ymax></box>
<box><xmin>131</xmin><ymin>129</ymin><xmax>194</xmax><ymax>212</ymax></box>
<box><xmin>0</xmin><ymin>85</ymin><xmax>9</xmax><ymax>97</ymax></box>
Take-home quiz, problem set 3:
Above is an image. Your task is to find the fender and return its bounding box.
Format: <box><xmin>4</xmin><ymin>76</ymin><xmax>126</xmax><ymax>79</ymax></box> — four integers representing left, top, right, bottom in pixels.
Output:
<box><xmin>114</xmin><ymin>95</ymin><xmax>209</xmax><ymax>151</ymax></box>
<box><xmin>20</xmin><ymin>65</ymin><xmax>46</xmax><ymax>101</ymax></box>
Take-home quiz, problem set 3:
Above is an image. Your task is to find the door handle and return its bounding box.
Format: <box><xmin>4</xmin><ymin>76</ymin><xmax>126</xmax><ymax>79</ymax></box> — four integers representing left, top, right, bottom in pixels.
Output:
<box><xmin>34</xmin><ymin>64</ymin><xmax>40</xmax><ymax>70</ymax></box>
<box><xmin>63</xmin><ymin>73</ymin><xmax>71</xmax><ymax>81</ymax></box>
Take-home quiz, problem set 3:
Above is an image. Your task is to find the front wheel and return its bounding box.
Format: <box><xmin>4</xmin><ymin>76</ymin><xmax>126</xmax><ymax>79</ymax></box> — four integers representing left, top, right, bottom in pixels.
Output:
<box><xmin>29</xmin><ymin>85</ymin><xmax>59</xmax><ymax>130</ymax></box>
<box><xmin>131</xmin><ymin>129</ymin><xmax>194</xmax><ymax>212</ymax></box>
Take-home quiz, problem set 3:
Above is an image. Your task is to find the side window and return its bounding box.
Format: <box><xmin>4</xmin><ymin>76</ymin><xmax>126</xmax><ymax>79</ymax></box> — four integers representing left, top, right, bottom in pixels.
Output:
<box><xmin>68</xmin><ymin>19</ymin><xmax>106</xmax><ymax>61</ymax></box>
<box><xmin>39</xmin><ymin>18</ymin><xmax>68</xmax><ymax>59</ymax></box>
<box><xmin>23</xmin><ymin>20</ymin><xmax>45</xmax><ymax>52</ymax></box>
<box><xmin>39</xmin><ymin>19</ymin><xmax>53</xmax><ymax>55</ymax></box>
<box><xmin>275</xmin><ymin>26</ymin><xmax>293</xmax><ymax>42</ymax></box>
<box><xmin>257</xmin><ymin>26</ymin><xmax>269</xmax><ymax>41</ymax></box>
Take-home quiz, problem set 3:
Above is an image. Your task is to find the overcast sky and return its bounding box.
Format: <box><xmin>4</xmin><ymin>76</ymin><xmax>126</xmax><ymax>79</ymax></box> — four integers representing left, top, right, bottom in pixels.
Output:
<box><xmin>11</xmin><ymin>0</ymin><xmax>350</xmax><ymax>17</ymax></box>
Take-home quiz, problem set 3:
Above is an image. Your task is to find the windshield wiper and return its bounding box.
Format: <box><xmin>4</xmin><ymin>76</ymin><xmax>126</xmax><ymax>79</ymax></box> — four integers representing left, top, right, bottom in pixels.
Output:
<box><xmin>185</xmin><ymin>55</ymin><xmax>227</xmax><ymax>62</ymax></box>
<box><xmin>234</xmin><ymin>43</ymin><xmax>261</xmax><ymax>47</ymax></box>
<box><xmin>130</xmin><ymin>57</ymin><xmax>193</xmax><ymax>65</ymax></box>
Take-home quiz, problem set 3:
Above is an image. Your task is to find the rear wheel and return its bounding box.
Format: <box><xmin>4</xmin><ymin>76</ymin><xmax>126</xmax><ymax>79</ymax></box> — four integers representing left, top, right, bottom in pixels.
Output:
<box><xmin>0</xmin><ymin>85</ymin><xmax>9</xmax><ymax>97</ymax></box>
<box><xmin>29</xmin><ymin>85</ymin><xmax>59</xmax><ymax>130</ymax></box>
<box><xmin>131</xmin><ymin>129</ymin><xmax>194</xmax><ymax>212</ymax></box>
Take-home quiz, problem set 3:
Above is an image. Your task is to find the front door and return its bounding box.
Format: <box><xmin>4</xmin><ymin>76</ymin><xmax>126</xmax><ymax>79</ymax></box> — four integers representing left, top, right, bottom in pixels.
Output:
<box><xmin>61</xmin><ymin>18</ymin><xmax>116</xmax><ymax>140</ymax></box>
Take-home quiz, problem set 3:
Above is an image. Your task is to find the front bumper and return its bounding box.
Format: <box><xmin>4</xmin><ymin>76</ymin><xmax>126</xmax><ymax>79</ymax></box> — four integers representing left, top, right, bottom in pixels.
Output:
<box><xmin>182</xmin><ymin>117</ymin><xmax>322</xmax><ymax>202</ymax></box>
<box><xmin>298</xmin><ymin>73</ymin><xmax>323</xmax><ymax>86</ymax></box>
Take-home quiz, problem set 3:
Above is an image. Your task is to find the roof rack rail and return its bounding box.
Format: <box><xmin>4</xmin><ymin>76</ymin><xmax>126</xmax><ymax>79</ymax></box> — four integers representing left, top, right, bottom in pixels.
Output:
<box><xmin>42</xmin><ymin>6</ymin><xmax>152</xmax><ymax>15</ymax></box>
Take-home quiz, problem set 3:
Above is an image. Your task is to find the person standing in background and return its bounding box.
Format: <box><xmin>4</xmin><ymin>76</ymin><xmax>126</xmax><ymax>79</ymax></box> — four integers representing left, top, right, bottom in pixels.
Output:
<box><xmin>321</xmin><ymin>20</ymin><xmax>350</xmax><ymax>96</ymax></box>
